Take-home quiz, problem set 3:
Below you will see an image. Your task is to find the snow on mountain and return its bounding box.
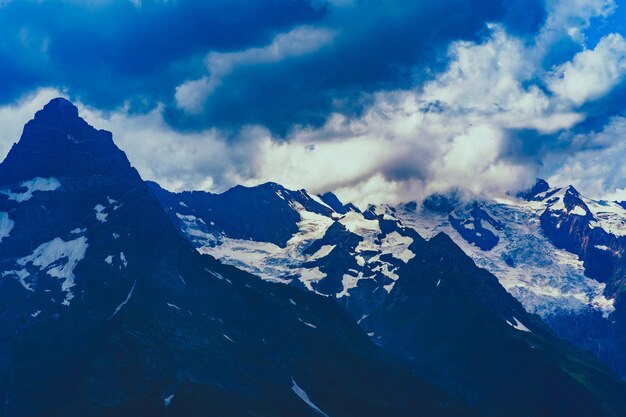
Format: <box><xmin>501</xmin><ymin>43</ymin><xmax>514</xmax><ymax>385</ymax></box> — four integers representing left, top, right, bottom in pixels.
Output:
<box><xmin>393</xmin><ymin>192</ymin><xmax>615</xmax><ymax>319</ymax></box>
<box><xmin>9</xmin><ymin>235</ymin><xmax>89</xmax><ymax>305</ymax></box>
<box><xmin>152</xmin><ymin>177</ymin><xmax>626</xmax><ymax>379</ymax></box>
<box><xmin>150</xmin><ymin>182</ymin><xmax>418</xmax><ymax>318</ymax></box>
<box><xmin>157</xmin><ymin>178</ymin><xmax>620</xmax><ymax>322</ymax></box>
<box><xmin>1</xmin><ymin>98</ymin><xmax>473</xmax><ymax>417</ymax></box>
<box><xmin>0</xmin><ymin>211</ymin><xmax>14</xmax><ymax>242</ymax></box>
<box><xmin>0</xmin><ymin>177</ymin><xmax>60</xmax><ymax>202</ymax></box>
<box><xmin>392</xmin><ymin>181</ymin><xmax>626</xmax><ymax>379</ymax></box>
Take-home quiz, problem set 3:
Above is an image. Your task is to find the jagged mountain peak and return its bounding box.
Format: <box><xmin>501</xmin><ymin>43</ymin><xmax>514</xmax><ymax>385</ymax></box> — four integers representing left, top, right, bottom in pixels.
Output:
<box><xmin>0</xmin><ymin>98</ymin><xmax>471</xmax><ymax>417</ymax></box>
<box><xmin>318</xmin><ymin>191</ymin><xmax>360</xmax><ymax>214</ymax></box>
<box><xmin>0</xmin><ymin>98</ymin><xmax>135</xmax><ymax>184</ymax></box>
<box><xmin>563</xmin><ymin>184</ymin><xmax>581</xmax><ymax>196</ymax></box>
<box><xmin>26</xmin><ymin>97</ymin><xmax>104</xmax><ymax>144</ymax></box>
<box><xmin>517</xmin><ymin>178</ymin><xmax>551</xmax><ymax>200</ymax></box>
<box><xmin>35</xmin><ymin>97</ymin><xmax>79</xmax><ymax>120</ymax></box>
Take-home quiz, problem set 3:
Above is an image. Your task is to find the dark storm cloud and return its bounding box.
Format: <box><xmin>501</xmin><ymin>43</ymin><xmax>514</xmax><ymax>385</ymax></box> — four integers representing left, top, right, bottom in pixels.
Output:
<box><xmin>0</xmin><ymin>0</ymin><xmax>325</xmax><ymax>109</ymax></box>
<box><xmin>167</xmin><ymin>0</ymin><xmax>548</xmax><ymax>135</ymax></box>
<box><xmin>0</xmin><ymin>0</ymin><xmax>546</xmax><ymax>133</ymax></box>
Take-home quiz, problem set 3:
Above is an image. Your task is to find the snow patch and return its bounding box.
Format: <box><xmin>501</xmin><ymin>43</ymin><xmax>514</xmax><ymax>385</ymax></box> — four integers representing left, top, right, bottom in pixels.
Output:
<box><xmin>0</xmin><ymin>212</ymin><xmax>14</xmax><ymax>243</ymax></box>
<box><xmin>109</xmin><ymin>280</ymin><xmax>137</xmax><ymax>319</ymax></box>
<box><xmin>94</xmin><ymin>204</ymin><xmax>107</xmax><ymax>222</ymax></box>
<box><xmin>2</xmin><ymin>269</ymin><xmax>32</xmax><ymax>291</ymax></box>
<box><xmin>11</xmin><ymin>236</ymin><xmax>88</xmax><ymax>305</ymax></box>
<box><xmin>298</xmin><ymin>318</ymin><xmax>317</xmax><ymax>328</ymax></box>
<box><xmin>586</xmin><ymin>198</ymin><xmax>626</xmax><ymax>237</ymax></box>
<box><xmin>297</xmin><ymin>267</ymin><xmax>326</xmax><ymax>292</ymax></box>
<box><xmin>291</xmin><ymin>379</ymin><xmax>329</xmax><ymax>417</ymax></box>
<box><xmin>287</xmin><ymin>203</ymin><xmax>334</xmax><ymax>248</ymax></box>
<box><xmin>395</xmin><ymin>194</ymin><xmax>617</xmax><ymax>319</ymax></box>
<box><xmin>380</xmin><ymin>231</ymin><xmax>414</xmax><ymax>263</ymax></box>
<box><xmin>340</xmin><ymin>211</ymin><xmax>380</xmax><ymax>235</ymax></box>
<box><xmin>308</xmin><ymin>193</ymin><xmax>334</xmax><ymax>212</ymax></box>
<box><xmin>570</xmin><ymin>206</ymin><xmax>587</xmax><ymax>216</ymax></box>
<box><xmin>308</xmin><ymin>244</ymin><xmax>335</xmax><ymax>261</ymax></box>
<box><xmin>506</xmin><ymin>317</ymin><xmax>531</xmax><ymax>332</ymax></box>
<box><xmin>1</xmin><ymin>177</ymin><xmax>60</xmax><ymax>202</ymax></box>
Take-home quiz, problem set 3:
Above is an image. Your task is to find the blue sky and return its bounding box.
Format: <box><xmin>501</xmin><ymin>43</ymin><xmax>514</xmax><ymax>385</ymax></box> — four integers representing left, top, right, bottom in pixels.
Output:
<box><xmin>1</xmin><ymin>0</ymin><xmax>626</xmax><ymax>206</ymax></box>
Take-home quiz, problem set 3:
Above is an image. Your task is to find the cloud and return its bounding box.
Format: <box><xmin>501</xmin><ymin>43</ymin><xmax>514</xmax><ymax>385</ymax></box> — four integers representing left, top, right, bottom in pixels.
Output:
<box><xmin>1</xmin><ymin>0</ymin><xmax>626</xmax><ymax>207</ymax></box>
<box><xmin>544</xmin><ymin>117</ymin><xmax>626</xmax><ymax>200</ymax></box>
<box><xmin>175</xmin><ymin>26</ymin><xmax>335</xmax><ymax>113</ymax></box>
<box><xmin>0</xmin><ymin>0</ymin><xmax>548</xmax><ymax>134</ymax></box>
<box><xmin>0</xmin><ymin>0</ymin><xmax>325</xmax><ymax>108</ymax></box>
<box><xmin>0</xmin><ymin>88</ymin><xmax>263</xmax><ymax>193</ymax></box>
<box><xmin>547</xmin><ymin>33</ymin><xmax>626</xmax><ymax>105</ymax></box>
<box><xmin>0</xmin><ymin>88</ymin><xmax>66</xmax><ymax>159</ymax></box>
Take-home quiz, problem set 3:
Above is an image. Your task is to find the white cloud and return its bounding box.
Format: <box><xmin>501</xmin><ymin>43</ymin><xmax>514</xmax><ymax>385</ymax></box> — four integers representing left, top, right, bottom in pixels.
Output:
<box><xmin>79</xmin><ymin>106</ymin><xmax>267</xmax><ymax>192</ymax></box>
<box><xmin>421</xmin><ymin>25</ymin><xmax>581</xmax><ymax>133</ymax></box>
<box><xmin>0</xmin><ymin>89</ymin><xmax>263</xmax><ymax>194</ymax></box>
<box><xmin>175</xmin><ymin>26</ymin><xmax>335</xmax><ymax>113</ymax></box>
<box><xmin>547</xmin><ymin>33</ymin><xmax>626</xmax><ymax>105</ymax></box>
<box><xmin>0</xmin><ymin>88</ymin><xmax>67</xmax><ymax>160</ymax></box>
<box><xmin>545</xmin><ymin>117</ymin><xmax>626</xmax><ymax>200</ymax></box>
<box><xmin>537</xmin><ymin>0</ymin><xmax>615</xmax><ymax>47</ymax></box>
<box><xmin>2</xmin><ymin>1</ymin><xmax>626</xmax><ymax>207</ymax></box>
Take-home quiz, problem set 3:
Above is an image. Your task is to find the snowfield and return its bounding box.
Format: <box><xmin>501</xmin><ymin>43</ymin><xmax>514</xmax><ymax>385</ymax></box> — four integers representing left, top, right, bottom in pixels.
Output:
<box><xmin>4</xmin><ymin>236</ymin><xmax>88</xmax><ymax>305</ymax></box>
<box><xmin>1</xmin><ymin>177</ymin><xmax>60</xmax><ymax>202</ymax></box>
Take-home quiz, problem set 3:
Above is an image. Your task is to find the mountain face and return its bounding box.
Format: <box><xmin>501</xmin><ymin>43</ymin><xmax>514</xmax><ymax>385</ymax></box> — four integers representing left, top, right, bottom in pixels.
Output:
<box><xmin>149</xmin><ymin>182</ymin><xmax>420</xmax><ymax>319</ymax></box>
<box><xmin>151</xmin><ymin>176</ymin><xmax>626</xmax><ymax>416</ymax></box>
<box><xmin>362</xmin><ymin>233</ymin><xmax>626</xmax><ymax>417</ymax></box>
<box><xmin>0</xmin><ymin>99</ymin><xmax>473</xmax><ymax>417</ymax></box>
<box><xmin>393</xmin><ymin>181</ymin><xmax>626</xmax><ymax>379</ymax></box>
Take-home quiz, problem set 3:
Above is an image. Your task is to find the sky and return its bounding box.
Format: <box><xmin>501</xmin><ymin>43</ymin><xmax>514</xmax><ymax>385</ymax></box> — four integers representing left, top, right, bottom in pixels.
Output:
<box><xmin>1</xmin><ymin>0</ymin><xmax>626</xmax><ymax>207</ymax></box>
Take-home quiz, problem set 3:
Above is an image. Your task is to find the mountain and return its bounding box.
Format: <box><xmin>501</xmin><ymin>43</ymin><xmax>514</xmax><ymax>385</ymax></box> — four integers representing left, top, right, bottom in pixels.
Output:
<box><xmin>392</xmin><ymin>180</ymin><xmax>626</xmax><ymax>379</ymax></box>
<box><xmin>0</xmin><ymin>98</ymin><xmax>473</xmax><ymax>417</ymax></box>
<box><xmin>362</xmin><ymin>232</ymin><xmax>626</xmax><ymax>417</ymax></box>
<box><xmin>151</xmin><ymin>175</ymin><xmax>626</xmax><ymax>416</ymax></box>
<box><xmin>148</xmin><ymin>181</ymin><xmax>420</xmax><ymax>319</ymax></box>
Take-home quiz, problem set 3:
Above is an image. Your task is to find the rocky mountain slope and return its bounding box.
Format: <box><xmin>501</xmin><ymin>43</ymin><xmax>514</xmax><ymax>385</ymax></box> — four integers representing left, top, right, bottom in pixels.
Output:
<box><xmin>0</xmin><ymin>98</ymin><xmax>472</xmax><ymax>417</ymax></box>
<box><xmin>392</xmin><ymin>181</ymin><xmax>626</xmax><ymax>379</ymax></box>
<box><xmin>152</xmin><ymin>173</ymin><xmax>626</xmax><ymax>416</ymax></box>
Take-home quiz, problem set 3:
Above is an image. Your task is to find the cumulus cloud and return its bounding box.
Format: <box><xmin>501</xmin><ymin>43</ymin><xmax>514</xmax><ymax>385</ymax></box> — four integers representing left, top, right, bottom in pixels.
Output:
<box><xmin>0</xmin><ymin>89</ymin><xmax>263</xmax><ymax>193</ymax></box>
<box><xmin>0</xmin><ymin>88</ymin><xmax>66</xmax><ymax>158</ymax></box>
<box><xmin>0</xmin><ymin>0</ymin><xmax>549</xmax><ymax>134</ymax></box>
<box><xmin>545</xmin><ymin>117</ymin><xmax>626</xmax><ymax>200</ymax></box>
<box><xmin>1</xmin><ymin>0</ymin><xmax>626</xmax><ymax>207</ymax></box>
<box><xmin>547</xmin><ymin>33</ymin><xmax>626</xmax><ymax>105</ymax></box>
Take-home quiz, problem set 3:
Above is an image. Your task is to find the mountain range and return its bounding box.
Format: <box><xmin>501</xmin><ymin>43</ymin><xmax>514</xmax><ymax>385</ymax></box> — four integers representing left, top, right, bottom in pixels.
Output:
<box><xmin>152</xmin><ymin>173</ymin><xmax>626</xmax><ymax>382</ymax></box>
<box><xmin>2</xmin><ymin>98</ymin><xmax>626</xmax><ymax>416</ymax></box>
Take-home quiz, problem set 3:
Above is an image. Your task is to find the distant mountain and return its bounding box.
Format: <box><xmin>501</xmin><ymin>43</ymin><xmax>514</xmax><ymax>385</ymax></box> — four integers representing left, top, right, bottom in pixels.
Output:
<box><xmin>0</xmin><ymin>98</ymin><xmax>472</xmax><ymax>417</ymax></box>
<box><xmin>393</xmin><ymin>180</ymin><xmax>626</xmax><ymax>379</ymax></box>
<box><xmin>151</xmin><ymin>176</ymin><xmax>626</xmax><ymax>416</ymax></box>
<box><xmin>362</xmin><ymin>232</ymin><xmax>626</xmax><ymax>417</ymax></box>
<box><xmin>148</xmin><ymin>181</ymin><xmax>420</xmax><ymax>319</ymax></box>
